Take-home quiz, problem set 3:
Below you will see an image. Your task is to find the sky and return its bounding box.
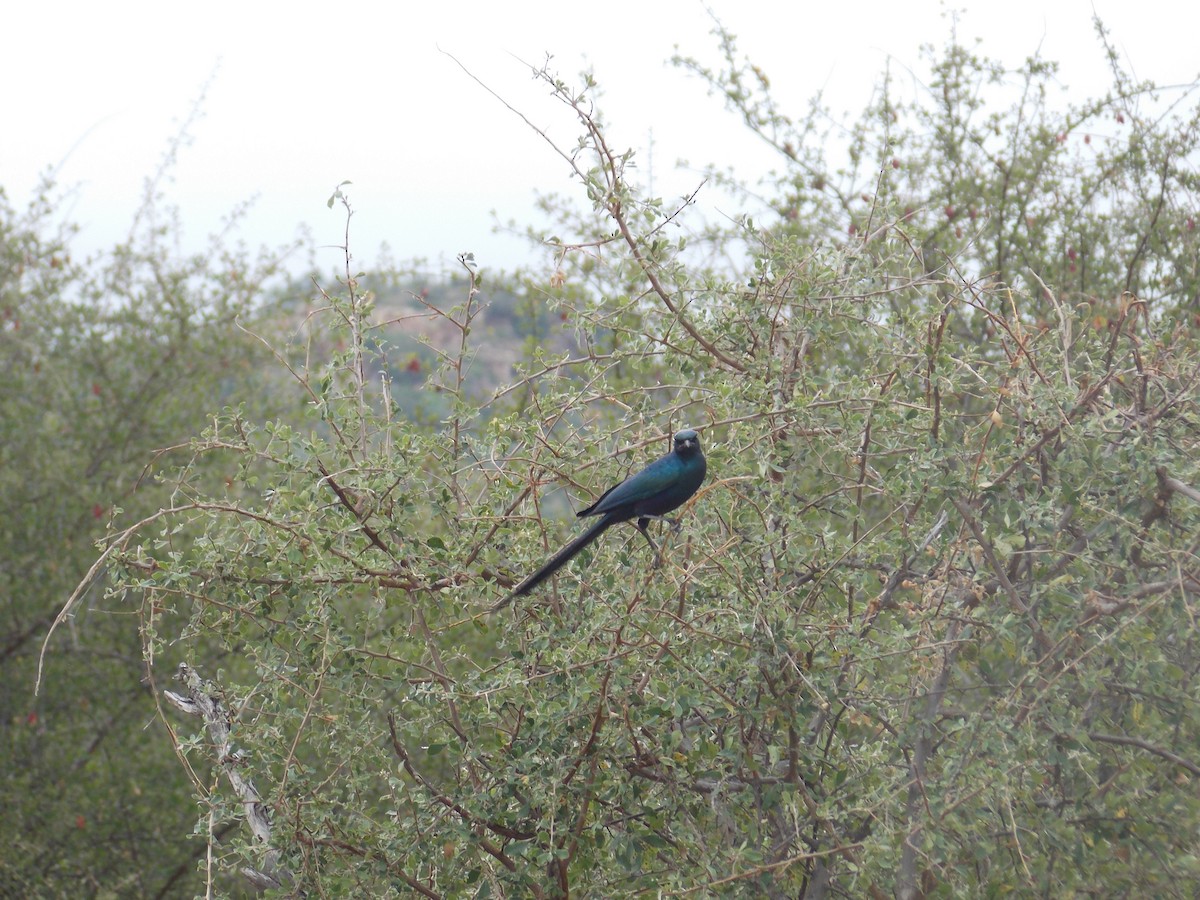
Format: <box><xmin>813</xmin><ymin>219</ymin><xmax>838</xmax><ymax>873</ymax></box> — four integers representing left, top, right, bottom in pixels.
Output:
<box><xmin>3</xmin><ymin>1</ymin><xmax>1197</xmax><ymax>281</ymax></box>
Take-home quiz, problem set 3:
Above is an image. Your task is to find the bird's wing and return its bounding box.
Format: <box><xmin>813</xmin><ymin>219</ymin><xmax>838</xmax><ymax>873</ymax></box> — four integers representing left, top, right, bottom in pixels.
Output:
<box><xmin>579</xmin><ymin>455</ymin><xmax>679</xmax><ymax>517</ymax></box>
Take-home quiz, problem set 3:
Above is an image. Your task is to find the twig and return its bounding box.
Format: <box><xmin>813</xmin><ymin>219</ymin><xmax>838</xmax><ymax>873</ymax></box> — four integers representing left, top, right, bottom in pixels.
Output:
<box><xmin>951</xmin><ymin>497</ymin><xmax>1054</xmax><ymax>657</ymax></box>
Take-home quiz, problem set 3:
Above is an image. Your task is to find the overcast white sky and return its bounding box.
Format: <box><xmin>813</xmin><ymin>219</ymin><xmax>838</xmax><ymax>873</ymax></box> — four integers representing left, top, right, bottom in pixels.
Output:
<box><xmin>3</xmin><ymin>1</ymin><xmax>1196</xmax><ymax>279</ymax></box>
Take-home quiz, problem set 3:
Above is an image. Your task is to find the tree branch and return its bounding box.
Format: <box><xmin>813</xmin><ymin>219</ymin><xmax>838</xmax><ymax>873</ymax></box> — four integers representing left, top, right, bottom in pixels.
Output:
<box><xmin>1089</xmin><ymin>732</ymin><xmax>1200</xmax><ymax>778</ymax></box>
<box><xmin>163</xmin><ymin>663</ymin><xmax>287</xmax><ymax>891</ymax></box>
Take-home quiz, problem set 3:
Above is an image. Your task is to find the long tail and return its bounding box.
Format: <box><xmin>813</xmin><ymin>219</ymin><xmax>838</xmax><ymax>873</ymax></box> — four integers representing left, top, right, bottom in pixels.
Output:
<box><xmin>493</xmin><ymin>515</ymin><xmax>616</xmax><ymax>609</ymax></box>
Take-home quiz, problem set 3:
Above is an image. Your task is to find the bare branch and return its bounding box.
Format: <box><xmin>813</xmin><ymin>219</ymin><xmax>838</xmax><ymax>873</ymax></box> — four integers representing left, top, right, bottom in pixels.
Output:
<box><xmin>167</xmin><ymin>663</ymin><xmax>287</xmax><ymax>891</ymax></box>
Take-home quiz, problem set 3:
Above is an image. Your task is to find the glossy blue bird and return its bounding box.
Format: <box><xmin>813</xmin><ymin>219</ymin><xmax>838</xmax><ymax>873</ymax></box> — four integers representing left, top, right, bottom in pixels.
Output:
<box><xmin>496</xmin><ymin>429</ymin><xmax>707</xmax><ymax>607</ymax></box>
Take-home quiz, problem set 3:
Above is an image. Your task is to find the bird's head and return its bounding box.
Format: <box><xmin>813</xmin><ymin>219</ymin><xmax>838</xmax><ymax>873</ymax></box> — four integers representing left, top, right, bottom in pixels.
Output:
<box><xmin>673</xmin><ymin>429</ymin><xmax>701</xmax><ymax>455</ymax></box>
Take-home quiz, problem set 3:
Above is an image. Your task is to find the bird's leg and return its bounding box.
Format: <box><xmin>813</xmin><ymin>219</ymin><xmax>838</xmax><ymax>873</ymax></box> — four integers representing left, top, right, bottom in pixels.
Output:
<box><xmin>638</xmin><ymin>514</ymin><xmax>681</xmax><ymax>534</ymax></box>
<box><xmin>635</xmin><ymin>517</ymin><xmax>664</xmax><ymax>567</ymax></box>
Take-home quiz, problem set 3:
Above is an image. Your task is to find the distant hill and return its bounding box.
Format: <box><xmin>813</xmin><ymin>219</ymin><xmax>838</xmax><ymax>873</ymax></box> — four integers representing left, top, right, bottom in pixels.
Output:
<box><xmin>266</xmin><ymin>272</ymin><xmax>576</xmax><ymax>420</ymax></box>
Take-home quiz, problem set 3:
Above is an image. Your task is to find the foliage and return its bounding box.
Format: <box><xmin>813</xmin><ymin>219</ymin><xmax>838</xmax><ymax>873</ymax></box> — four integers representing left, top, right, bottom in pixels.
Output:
<box><xmin>47</xmin><ymin>16</ymin><xmax>1200</xmax><ymax>899</ymax></box>
<box><xmin>0</xmin><ymin>178</ymin><xmax>296</xmax><ymax>897</ymax></box>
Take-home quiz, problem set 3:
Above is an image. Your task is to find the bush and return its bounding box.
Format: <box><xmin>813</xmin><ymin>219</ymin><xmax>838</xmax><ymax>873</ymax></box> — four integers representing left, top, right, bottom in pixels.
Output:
<box><xmin>0</xmin><ymin>175</ymin><xmax>295</xmax><ymax>897</ymax></box>
<box><xmin>52</xmin><ymin>19</ymin><xmax>1200</xmax><ymax>897</ymax></box>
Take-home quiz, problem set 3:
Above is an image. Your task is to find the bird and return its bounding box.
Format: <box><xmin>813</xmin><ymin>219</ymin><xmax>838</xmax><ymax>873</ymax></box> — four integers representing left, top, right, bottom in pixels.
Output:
<box><xmin>495</xmin><ymin>429</ymin><xmax>707</xmax><ymax>608</ymax></box>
